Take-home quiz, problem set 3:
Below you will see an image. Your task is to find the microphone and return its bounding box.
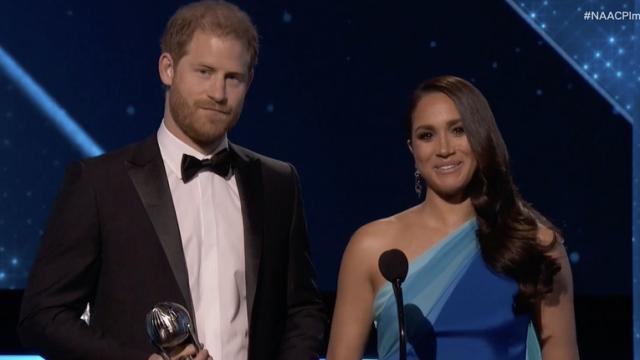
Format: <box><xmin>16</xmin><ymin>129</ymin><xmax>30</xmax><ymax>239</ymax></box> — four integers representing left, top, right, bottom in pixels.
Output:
<box><xmin>146</xmin><ymin>302</ymin><xmax>202</xmax><ymax>360</ymax></box>
<box><xmin>378</xmin><ymin>249</ymin><xmax>409</xmax><ymax>360</ymax></box>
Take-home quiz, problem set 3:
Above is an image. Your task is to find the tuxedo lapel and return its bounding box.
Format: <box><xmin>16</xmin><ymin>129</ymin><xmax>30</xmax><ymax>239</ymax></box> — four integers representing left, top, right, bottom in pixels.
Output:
<box><xmin>125</xmin><ymin>136</ymin><xmax>196</xmax><ymax>318</ymax></box>
<box><xmin>230</xmin><ymin>143</ymin><xmax>264</xmax><ymax>326</ymax></box>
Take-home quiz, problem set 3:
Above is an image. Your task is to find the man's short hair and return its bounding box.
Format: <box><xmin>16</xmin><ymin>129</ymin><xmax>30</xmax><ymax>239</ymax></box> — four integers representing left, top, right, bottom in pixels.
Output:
<box><xmin>161</xmin><ymin>0</ymin><xmax>259</xmax><ymax>71</ymax></box>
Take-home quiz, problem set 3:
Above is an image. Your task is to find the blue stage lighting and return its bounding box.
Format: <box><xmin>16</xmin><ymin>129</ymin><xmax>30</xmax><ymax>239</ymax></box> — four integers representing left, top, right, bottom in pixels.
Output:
<box><xmin>0</xmin><ymin>46</ymin><xmax>103</xmax><ymax>157</ymax></box>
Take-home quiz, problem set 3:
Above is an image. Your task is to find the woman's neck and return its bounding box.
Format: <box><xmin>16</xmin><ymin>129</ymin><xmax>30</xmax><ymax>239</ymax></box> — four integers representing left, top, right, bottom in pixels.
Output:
<box><xmin>418</xmin><ymin>191</ymin><xmax>476</xmax><ymax>229</ymax></box>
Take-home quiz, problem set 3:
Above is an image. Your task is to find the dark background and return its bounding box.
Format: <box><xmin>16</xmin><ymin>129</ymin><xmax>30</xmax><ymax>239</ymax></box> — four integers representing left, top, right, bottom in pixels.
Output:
<box><xmin>0</xmin><ymin>0</ymin><xmax>632</xmax><ymax>358</ymax></box>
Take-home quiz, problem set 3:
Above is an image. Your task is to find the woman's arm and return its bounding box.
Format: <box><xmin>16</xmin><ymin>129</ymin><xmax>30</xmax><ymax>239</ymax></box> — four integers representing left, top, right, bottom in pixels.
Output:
<box><xmin>327</xmin><ymin>226</ymin><xmax>381</xmax><ymax>360</ymax></box>
<box><xmin>535</xmin><ymin>228</ymin><xmax>580</xmax><ymax>359</ymax></box>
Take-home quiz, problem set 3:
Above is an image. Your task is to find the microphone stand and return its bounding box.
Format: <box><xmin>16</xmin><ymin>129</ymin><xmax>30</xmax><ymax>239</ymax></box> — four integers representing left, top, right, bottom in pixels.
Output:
<box><xmin>391</xmin><ymin>278</ymin><xmax>407</xmax><ymax>360</ymax></box>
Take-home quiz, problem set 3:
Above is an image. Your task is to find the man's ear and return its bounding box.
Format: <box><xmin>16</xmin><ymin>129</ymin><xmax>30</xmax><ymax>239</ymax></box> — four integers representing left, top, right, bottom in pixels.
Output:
<box><xmin>246</xmin><ymin>69</ymin><xmax>254</xmax><ymax>89</ymax></box>
<box><xmin>159</xmin><ymin>53</ymin><xmax>175</xmax><ymax>87</ymax></box>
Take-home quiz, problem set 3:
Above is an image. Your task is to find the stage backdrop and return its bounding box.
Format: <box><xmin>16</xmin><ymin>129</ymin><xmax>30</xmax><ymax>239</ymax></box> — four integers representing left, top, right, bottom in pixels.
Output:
<box><xmin>0</xmin><ymin>0</ymin><xmax>632</xmax><ymax>299</ymax></box>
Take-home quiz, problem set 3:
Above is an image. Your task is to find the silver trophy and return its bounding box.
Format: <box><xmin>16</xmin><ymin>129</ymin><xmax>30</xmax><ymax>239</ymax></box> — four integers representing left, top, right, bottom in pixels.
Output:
<box><xmin>146</xmin><ymin>302</ymin><xmax>202</xmax><ymax>360</ymax></box>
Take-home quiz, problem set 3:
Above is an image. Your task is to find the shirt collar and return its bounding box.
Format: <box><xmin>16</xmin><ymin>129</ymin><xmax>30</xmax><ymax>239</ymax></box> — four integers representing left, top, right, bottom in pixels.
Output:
<box><xmin>157</xmin><ymin>119</ymin><xmax>229</xmax><ymax>179</ymax></box>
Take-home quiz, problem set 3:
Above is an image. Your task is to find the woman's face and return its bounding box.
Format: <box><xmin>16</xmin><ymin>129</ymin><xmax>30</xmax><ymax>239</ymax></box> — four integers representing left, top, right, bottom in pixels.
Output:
<box><xmin>409</xmin><ymin>92</ymin><xmax>478</xmax><ymax>201</ymax></box>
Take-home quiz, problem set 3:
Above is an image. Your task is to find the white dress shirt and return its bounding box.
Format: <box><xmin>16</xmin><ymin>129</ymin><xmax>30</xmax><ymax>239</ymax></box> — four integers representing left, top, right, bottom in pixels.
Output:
<box><xmin>157</xmin><ymin>121</ymin><xmax>248</xmax><ymax>360</ymax></box>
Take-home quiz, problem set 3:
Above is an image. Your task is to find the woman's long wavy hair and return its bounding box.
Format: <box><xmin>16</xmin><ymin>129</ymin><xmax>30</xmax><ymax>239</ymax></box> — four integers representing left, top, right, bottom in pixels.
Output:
<box><xmin>408</xmin><ymin>75</ymin><xmax>561</xmax><ymax>313</ymax></box>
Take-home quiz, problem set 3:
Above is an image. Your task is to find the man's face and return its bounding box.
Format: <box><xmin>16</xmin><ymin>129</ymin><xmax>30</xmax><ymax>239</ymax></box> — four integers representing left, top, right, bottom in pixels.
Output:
<box><xmin>160</xmin><ymin>31</ymin><xmax>252</xmax><ymax>151</ymax></box>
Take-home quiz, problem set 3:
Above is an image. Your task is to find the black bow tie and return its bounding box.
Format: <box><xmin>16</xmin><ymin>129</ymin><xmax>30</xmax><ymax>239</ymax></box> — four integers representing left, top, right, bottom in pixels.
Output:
<box><xmin>180</xmin><ymin>149</ymin><xmax>232</xmax><ymax>183</ymax></box>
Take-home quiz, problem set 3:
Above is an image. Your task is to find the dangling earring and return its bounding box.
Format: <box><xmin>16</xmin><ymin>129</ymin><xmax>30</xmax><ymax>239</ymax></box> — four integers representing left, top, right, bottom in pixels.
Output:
<box><xmin>414</xmin><ymin>170</ymin><xmax>423</xmax><ymax>198</ymax></box>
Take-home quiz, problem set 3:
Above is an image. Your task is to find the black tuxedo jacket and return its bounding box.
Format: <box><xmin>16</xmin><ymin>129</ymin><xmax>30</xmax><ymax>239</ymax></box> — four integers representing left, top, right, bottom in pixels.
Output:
<box><xmin>19</xmin><ymin>136</ymin><xmax>326</xmax><ymax>359</ymax></box>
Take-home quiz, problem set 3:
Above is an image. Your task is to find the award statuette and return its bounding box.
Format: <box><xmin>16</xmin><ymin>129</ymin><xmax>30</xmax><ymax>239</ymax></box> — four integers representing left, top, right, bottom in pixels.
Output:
<box><xmin>146</xmin><ymin>302</ymin><xmax>202</xmax><ymax>360</ymax></box>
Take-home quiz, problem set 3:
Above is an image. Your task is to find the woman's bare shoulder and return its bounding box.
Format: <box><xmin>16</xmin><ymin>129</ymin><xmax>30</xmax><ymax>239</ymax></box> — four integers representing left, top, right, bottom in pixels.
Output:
<box><xmin>350</xmin><ymin>217</ymin><xmax>399</xmax><ymax>249</ymax></box>
<box><xmin>536</xmin><ymin>223</ymin><xmax>568</xmax><ymax>260</ymax></box>
<box><xmin>345</xmin><ymin>209</ymin><xmax>418</xmax><ymax>255</ymax></box>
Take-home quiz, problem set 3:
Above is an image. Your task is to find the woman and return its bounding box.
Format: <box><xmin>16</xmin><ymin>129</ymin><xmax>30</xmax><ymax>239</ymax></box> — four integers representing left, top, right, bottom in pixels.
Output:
<box><xmin>327</xmin><ymin>76</ymin><xmax>578</xmax><ymax>359</ymax></box>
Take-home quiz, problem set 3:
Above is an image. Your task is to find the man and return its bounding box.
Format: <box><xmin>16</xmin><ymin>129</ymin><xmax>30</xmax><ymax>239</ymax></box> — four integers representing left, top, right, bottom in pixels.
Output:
<box><xmin>18</xmin><ymin>1</ymin><xmax>326</xmax><ymax>359</ymax></box>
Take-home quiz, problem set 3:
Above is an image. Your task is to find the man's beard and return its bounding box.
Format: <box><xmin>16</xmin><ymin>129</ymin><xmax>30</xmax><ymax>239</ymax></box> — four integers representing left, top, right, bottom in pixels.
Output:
<box><xmin>168</xmin><ymin>87</ymin><xmax>238</xmax><ymax>150</ymax></box>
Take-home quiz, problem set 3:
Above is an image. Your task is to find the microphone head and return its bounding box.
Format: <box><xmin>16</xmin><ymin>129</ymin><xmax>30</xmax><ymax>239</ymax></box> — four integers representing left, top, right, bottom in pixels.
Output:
<box><xmin>378</xmin><ymin>248</ymin><xmax>409</xmax><ymax>283</ymax></box>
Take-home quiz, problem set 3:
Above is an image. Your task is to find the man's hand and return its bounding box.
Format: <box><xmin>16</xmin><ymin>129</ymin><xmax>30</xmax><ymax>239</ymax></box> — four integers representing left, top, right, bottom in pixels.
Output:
<box><xmin>148</xmin><ymin>344</ymin><xmax>211</xmax><ymax>360</ymax></box>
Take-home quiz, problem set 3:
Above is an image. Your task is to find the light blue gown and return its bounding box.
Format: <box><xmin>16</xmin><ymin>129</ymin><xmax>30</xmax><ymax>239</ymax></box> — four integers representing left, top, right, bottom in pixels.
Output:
<box><xmin>373</xmin><ymin>219</ymin><xmax>541</xmax><ymax>360</ymax></box>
